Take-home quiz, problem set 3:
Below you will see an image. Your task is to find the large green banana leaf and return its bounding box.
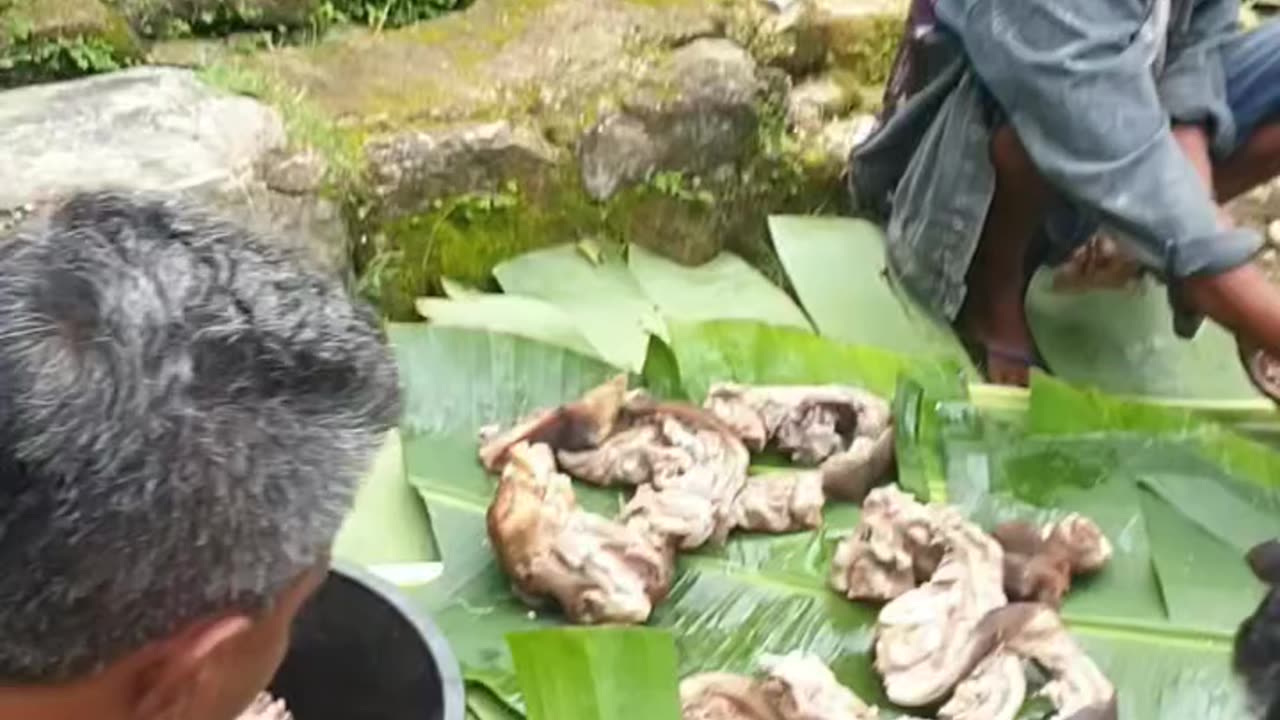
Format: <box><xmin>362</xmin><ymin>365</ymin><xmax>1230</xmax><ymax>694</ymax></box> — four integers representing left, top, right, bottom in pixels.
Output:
<box><xmin>333</xmin><ymin>429</ymin><xmax>440</xmax><ymax>567</ymax></box>
<box><xmin>508</xmin><ymin>628</ymin><xmax>682</xmax><ymax>720</ymax></box>
<box><xmin>387</xmin><ymin>320</ymin><xmax>1276</xmax><ymax>719</ymax></box>
<box><xmin>767</xmin><ymin>216</ymin><xmax>974</xmax><ymax>368</ymax></box>
<box><xmin>416</xmin><ymin>243</ymin><xmax>814</xmax><ymax>372</ymax></box>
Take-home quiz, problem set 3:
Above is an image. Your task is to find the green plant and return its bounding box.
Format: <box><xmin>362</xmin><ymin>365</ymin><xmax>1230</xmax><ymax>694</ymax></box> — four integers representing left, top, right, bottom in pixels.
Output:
<box><xmin>313</xmin><ymin>0</ymin><xmax>469</xmax><ymax>31</ymax></box>
<box><xmin>0</xmin><ymin>30</ymin><xmax>133</xmax><ymax>88</ymax></box>
<box><xmin>648</xmin><ymin>171</ymin><xmax>716</xmax><ymax>207</ymax></box>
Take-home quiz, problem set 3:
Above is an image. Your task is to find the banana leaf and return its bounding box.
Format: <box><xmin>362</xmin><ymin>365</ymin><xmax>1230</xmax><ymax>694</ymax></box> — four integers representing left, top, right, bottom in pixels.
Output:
<box><xmin>415</xmin><ymin>293</ymin><xmax>601</xmax><ymax>361</ymax></box>
<box><xmin>425</xmin><ymin>243</ymin><xmax>816</xmax><ymax>373</ymax></box>
<box><xmin>768</xmin><ymin>216</ymin><xmax>974</xmax><ymax>368</ymax></box>
<box><xmin>1024</xmin><ymin>271</ymin><xmax>1259</xmax><ymax>399</ymax></box>
<box><xmin>626</xmin><ymin>244</ymin><xmax>812</xmax><ymax>331</ymax></box>
<box><xmin>333</xmin><ymin>429</ymin><xmax>440</xmax><ymax>567</ymax></box>
<box><xmin>659</xmin><ymin>320</ymin><xmax>969</xmax><ymax>404</ymax></box>
<box><xmin>1027</xmin><ymin>373</ymin><xmax>1280</xmax><ymax>490</ymax></box>
<box><xmin>390</xmin><ymin>323</ymin><xmax>944</xmax><ymax>715</ymax></box>
<box><xmin>493</xmin><ymin>244</ymin><xmax>664</xmax><ymax>371</ymax></box>
<box><xmin>508</xmin><ymin>628</ymin><xmax>682</xmax><ymax>720</ymax></box>
<box><xmin>393</xmin><ymin>322</ymin><xmax>1269</xmax><ymax>719</ymax></box>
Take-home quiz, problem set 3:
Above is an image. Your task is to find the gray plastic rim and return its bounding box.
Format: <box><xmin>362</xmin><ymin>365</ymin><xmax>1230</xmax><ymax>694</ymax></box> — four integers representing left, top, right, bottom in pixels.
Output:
<box><xmin>329</xmin><ymin>558</ymin><xmax>467</xmax><ymax>720</ymax></box>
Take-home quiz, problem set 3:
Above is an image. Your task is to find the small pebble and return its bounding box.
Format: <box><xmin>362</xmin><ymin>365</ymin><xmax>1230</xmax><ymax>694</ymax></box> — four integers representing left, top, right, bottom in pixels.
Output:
<box><xmin>1267</xmin><ymin>219</ymin><xmax>1280</xmax><ymax>246</ymax></box>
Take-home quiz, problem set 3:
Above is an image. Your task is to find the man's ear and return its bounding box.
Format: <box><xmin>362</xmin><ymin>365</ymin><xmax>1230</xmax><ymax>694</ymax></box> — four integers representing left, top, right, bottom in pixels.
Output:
<box><xmin>131</xmin><ymin>615</ymin><xmax>255</xmax><ymax>719</ymax></box>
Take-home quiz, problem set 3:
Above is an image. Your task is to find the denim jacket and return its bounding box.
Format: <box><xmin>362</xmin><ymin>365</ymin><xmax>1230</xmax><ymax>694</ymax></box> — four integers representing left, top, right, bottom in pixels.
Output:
<box><xmin>851</xmin><ymin>0</ymin><xmax>1262</xmax><ymax>330</ymax></box>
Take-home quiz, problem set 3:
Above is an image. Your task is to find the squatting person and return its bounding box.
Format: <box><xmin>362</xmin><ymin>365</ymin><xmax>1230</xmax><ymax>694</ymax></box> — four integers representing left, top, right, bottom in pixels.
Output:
<box><xmin>0</xmin><ymin>191</ymin><xmax>400</xmax><ymax>720</ymax></box>
<box><xmin>852</xmin><ymin>0</ymin><xmax>1280</xmax><ymax>385</ymax></box>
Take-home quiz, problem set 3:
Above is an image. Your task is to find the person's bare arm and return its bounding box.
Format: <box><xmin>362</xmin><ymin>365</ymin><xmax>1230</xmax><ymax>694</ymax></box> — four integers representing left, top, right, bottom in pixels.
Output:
<box><xmin>1172</xmin><ymin>123</ymin><xmax>1236</xmax><ymax>227</ymax></box>
<box><xmin>1172</xmin><ymin>124</ymin><xmax>1280</xmax><ymax>355</ymax></box>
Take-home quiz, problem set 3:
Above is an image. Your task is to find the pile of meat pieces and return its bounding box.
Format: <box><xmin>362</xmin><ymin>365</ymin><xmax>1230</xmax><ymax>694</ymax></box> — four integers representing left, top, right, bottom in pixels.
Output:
<box><xmin>829</xmin><ymin>486</ymin><xmax>1117</xmax><ymax>720</ymax></box>
<box><xmin>681</xmin><ymin>488</ymin><xmax>1117</xmax><ymax>720</ymax></box>
<box><xmin>479</xmin><ymin>376</ymin><xmax>897</xmax><ymax>624</ymax></box>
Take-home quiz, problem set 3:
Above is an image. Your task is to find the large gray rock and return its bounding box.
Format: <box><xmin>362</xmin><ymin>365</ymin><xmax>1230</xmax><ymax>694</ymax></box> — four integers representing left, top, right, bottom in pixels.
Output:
<box><xmin>365</xmin><ymin>121</ymin><xmax>563</xmax><ymax>219</ymax></box>
<box><xmin>578</xmin><ymin>38</ymin><xmax>764</xmax><ymax>201</ymax></box>
<box><xmin>0</xmin><ymin>66</ymin><xmax>349</xmax><ymax>274</ymax></box>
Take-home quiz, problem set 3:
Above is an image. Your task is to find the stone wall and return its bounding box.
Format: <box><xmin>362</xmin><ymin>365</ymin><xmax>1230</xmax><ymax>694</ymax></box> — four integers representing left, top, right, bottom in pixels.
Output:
<box><xmin>4</xmin><ymin>0</ymin><xmax>1279</xmax><ymax>318</ymax></box>
<box><xmin>1</xmin><ymin>0</ymin><xmax>906</xmax><ymax>318</ymax></box>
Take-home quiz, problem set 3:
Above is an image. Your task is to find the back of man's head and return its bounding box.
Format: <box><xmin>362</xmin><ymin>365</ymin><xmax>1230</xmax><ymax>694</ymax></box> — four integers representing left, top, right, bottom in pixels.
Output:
<box><xmin>0</xmin><ymin>191</ymin><xmax>400</xmax><ymax>716</ymax></box>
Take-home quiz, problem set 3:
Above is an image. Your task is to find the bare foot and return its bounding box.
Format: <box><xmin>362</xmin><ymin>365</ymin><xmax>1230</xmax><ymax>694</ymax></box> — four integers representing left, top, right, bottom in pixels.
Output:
<box><xmin>959</xmin><ymin>293</ymin><xmax>1038</xmax><ymax>387</ymax></box>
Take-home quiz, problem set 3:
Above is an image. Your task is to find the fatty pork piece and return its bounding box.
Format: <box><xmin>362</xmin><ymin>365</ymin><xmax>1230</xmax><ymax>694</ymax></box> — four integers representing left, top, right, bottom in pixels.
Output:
<box><xmin>486</xmin><ymin>442</ymin><xmax>673</xmax><ymax>623</ymax></box>
<box><xmin>586</xmin><ymin>399</ymin><xmax>752</xmax><ymax>545</ymax></box>
<box><xmin>557</xmin><ymin>423</ymin><xmax>693</xmax><ymax>487</ymax></box>
<box><xmin>994</xmin><ymin>514</ymin><xmax>1113</xmax><ymax>608</ymax></box>
<box><xmin>704</xmin><ymin>383</ymin><xmax>895</xmax><ymax>501</ymax></box>
<box><xmin>830</xmin><ymin>486</ymin><xmax>943</xmax><ymax>602</ymax></box>
<box><xmin>874</xmin><ymin>507</ymin><xmax>1009</xmax><ymax>708</ymax></box>
<box><xmin>730</xmin><ymin>471</ymin><xmax>825</xmax><ymax>534</ymax></box>
<box><xmin>937</xmin><ymin>651</ymin><xmax>1026</xmax><ymax>720</ymax></box>
<box><xmin>477</xmin><ymin>374</ymin><xmax>628</xmax><ymax>472</ymax></box>
<box><xmin>680</xmin><ymin>653</ymin><xmax>888</xmax><ymax>720</ymax></box>
<box><xmin>984</xmin><ymin>604</ymin><xmax>1118</xmax><ymax>719</ymax></box>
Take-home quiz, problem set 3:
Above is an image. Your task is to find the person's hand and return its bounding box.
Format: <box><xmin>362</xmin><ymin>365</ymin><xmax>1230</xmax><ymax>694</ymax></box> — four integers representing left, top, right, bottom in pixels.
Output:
<box><xmin>1051</xmin><ymin>233</ymin><xmax>1144</xmax><ymax>293</ymax></box>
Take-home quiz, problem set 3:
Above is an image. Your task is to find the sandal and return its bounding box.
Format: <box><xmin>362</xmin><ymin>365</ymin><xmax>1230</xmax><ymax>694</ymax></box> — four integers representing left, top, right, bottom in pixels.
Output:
<box><xmin>957</xmin><ymin>332</ymin><xmax>1052</xmax><ymax>385</ymax></box>
<box><xmin>1239</xmin><ymin>339</ymin><xmax>1280</xmax><ymax>403</ymax></box>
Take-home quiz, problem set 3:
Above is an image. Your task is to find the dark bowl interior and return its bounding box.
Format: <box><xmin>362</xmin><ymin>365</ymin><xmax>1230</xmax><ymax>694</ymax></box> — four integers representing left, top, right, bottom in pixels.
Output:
<box><xmin>269</xmin><ymin>561</ymin><xmax>464</xmax><ymax>720</ymax></box>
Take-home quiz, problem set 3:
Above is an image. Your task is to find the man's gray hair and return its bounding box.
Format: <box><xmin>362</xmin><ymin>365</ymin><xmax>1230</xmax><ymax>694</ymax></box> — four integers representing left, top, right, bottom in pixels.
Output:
<box><xmin>0</xmin><ymin>191</ymin><xmax>400</xmax><ymax>683</ymax></box>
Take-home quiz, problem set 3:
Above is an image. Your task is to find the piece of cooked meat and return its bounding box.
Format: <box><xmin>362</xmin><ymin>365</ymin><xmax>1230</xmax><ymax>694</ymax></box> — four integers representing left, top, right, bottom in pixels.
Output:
<box><xmin>993</xmin><ymin>514</ymin><xmax>1112</xmax><ymax>608</ymax></box>
<box><xmin>730</xmin><ymin>472</ymin><xmax>825</xmax><ymax>534</ymax></box>
<box><xmin>478</xmin><ymin>375</ymin><xmax>629</xmax><ymax>472</ymax></box>
<box><xmin>937</xmin><ymin>650</ymin><xmax>1026</xmax><ymax>720</ymax></box>
<box><xmin>982</xmin><ymin>604</ymin><xmax>1117</xmax><ymax>719</ymax></box>
<box><xmin>680</xmin><ymin>653</ymin><xmax>887</xmax><ymax>720</ymax></box>
<box><xmin>703</xmin><ymin>384</ymin><xmax>895</xmax><ymax>501</ymax></box>
<box><xmin>486</xmin><ymin>442</ymin><xmax>674</xmax><ymax>623</ymax></box>
<box><xmin>557</xmin><ymin>424</ymin><xmax>694</xmax><ymax>487</ymax></box>
<box><xmin>829</xmin><ymin>486</ymin><xmax>942</xmax><ymax>602</ymax></box>
<box><xmin>873</xmin><ymin>508</ymin><xmax>1008</xmax><ymax>708</ymax></box>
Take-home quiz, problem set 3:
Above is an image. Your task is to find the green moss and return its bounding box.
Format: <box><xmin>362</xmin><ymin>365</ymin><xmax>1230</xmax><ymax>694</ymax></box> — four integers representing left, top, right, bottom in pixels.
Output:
<box><xmin>358</xmin><ymin>175</ymin><xmax>607</xmax><ymax>319</ymax></box>
<box><xmin>827</xmin><ymin>12</ymin><xmax>902</xmax><ymax>87</ymax></box>
<box><xmin>353</xmin><ymin>123</ymin><xmax>846</xmax><ymax>320</ymax></box>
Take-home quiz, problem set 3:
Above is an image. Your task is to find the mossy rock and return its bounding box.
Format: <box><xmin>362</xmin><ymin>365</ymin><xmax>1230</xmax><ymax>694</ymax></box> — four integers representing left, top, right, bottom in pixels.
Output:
<box><xmin>812</xmin><ymin>0</ymin><xmax>907</xmax><ymax>87</ymax></box>
<box><xmin>1</xmin><ymin>0</ymin><xmax>142</xmax><ymax>87</ymax></box>
<box><xmin>192</xmin><ymin>0</ymin><xmax>852</xmax><ymax>318</ymax></box>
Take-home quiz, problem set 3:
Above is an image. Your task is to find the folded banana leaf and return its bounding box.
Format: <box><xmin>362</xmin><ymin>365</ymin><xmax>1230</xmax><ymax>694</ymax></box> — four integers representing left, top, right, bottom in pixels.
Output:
<box><xmin>422</xmin><ymin>243</ymin><xmax>815</xmax><ymax>373</ymax></box>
